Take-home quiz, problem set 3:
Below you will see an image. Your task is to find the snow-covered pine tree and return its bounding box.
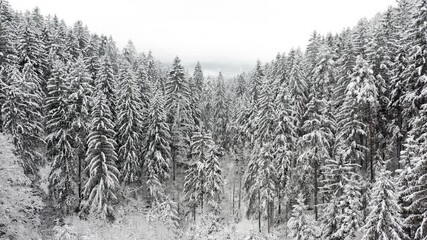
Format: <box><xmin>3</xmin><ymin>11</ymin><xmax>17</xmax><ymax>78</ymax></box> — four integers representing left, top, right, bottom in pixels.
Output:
<box><xmin>397</xmin><ymin>134</ymin><xmax>419</xmax><ymax>236</ymax></box>
<box><xmin>188</xmin><ymin>72</ymin><xmax>202</xmax><ymax>131</ymax></box>
<box><xmin>250</xmin><ymin>60</ymin><xmax>264</xmax><ymax>104</ymax></box>
<box><xmin>298</xmin><ymin>85</ymin><xmax>332</xmax><ymax>220</ymax></box>
<box><xmin>204</xmin><ymin>142</ymin><xmax>223</xmax><ymax>214</ymax></box>
<box><xmin>0</xmin><ymin>0</ymin><xmax>15</xmax><ymax>67</ymax></box>
<box><xmin>97</xmin><ymin>55</ymin><xmax>117</xmax><ymax>121</ymax></box>
<box><xmin>320</xmin><ymin>147</ymin><xmax>360</xmax><ymax>239</ymax></box>
<box><xmin>402</xmin><ymin>102</ymin><xmax>427</xmax><ymax>239</ymax></box>
<box><xmin>235</xmin><ymin>74</ymin><xmax>247</xmax><ymax>98</ymax></box>
<box><xmin>45</xmin><ymin>60</ymin><xmax>75</xmax><ymax>212</ymax></box>
<box><xmin>333</xmin><ymin>29</ymin><xmax>356</xmax><ymax>111</ymax></box>
<box><xmin>288</xmin><ymin>48</ymin><xmax>308</xmax><ymax>137</ymax></box>
<box><xmin>82</xmin><ymin>90</ymin><xmax>119</xmax><ymax>219</ymax></box>
<box><xmin>213</xmin><ymin>72</ymin><xmax>229</xmax><ymax>148</ymax></box>
<box><xmin>68</xmin><ymin>55</ymin><xmax>93</xmax><ymax>204</ymax></box>
<box><xmin>83</xmin><ymin>34</ymin><xmax>101</xmax><ymax>81</ymax></box>
<box><xmin>193</xmin><ymin>62</ymin><xmax>204</xmax><ymax>97</ymax></box>
<box><xmin>201</xmin><ymin>76</ymin><xmax>215</xmax><ymax>130</ymax></box>
<box><xmin>362</xmin><ymin>169</ymin><xmax>408</xmax><ymax>240</ymax></box>
<box><xmin>184</xmin><ymin>131</ymin><xmax>211</xmax><ymax>219</ymax></box>
<box><xmin>116</xmin><ymin>60</ymin><xmax>144</xmax><ymax>183</ymax></box>
<box><xmin>16</xmin><ymin>15</ymin><xmax>48</xmax><ymax>92</ymax></box>
<box><xmin>144</xmin><ymin>90</ymin><xmax>171</xmax><ymax>203</ymax></box>
<box><xmin>134</xmin><ymin>54</ymin><xmax>151</xmax><ymax>111</ymax></box>
<box><xmin>401</xmin><ymin>0</ymin><xmax>427</xmax><ymax>120</ymax></box>
<box><xmin>340</xmin><ymin>173</ymin><xmax>364</xmax><ymax>239</ymax></box>
<box><xmin>2</xmin><ymin>65</ymin><xmax>44</xmax><ymax>174</ymax></box>
<box><xmin>165</xmin><ymin>56</ymin><xmax>192</xmax><ymax>181</ymax></box>
<box><xmin>366</xmin><ymin>8</ymin><xmax>397</xmax><ymax>168</ymax></box>
<box><xmin>336</xmin><ymin>64</ymin><xmax>367</xmax><ymax>168</ymax></box>
<box><xmin>388</xmin><ymin>0</ymin><xmax>415</xmax><ymax>164</ymax></box>
<box><xmin>348</xmin><ymin>55</ymin><xmax>378</xmax><ymax>180</ymax></box>
<box><xmin>272</xmin><ymin>57</ymin><xmax>296</xmax><ymax>220</ymax></box>
<box><xmin>287</xmin><ymin>192</ymin><xmax>319</xmax><ymax>240</ymax></box>
<box><xmin>0</xmin><ymin>0</ymin><xmax>16</xmax><ymax>130</ymax></box>
<box><xmin>244</xmin><ymin>142</ymin><xmax>277</xmax><ymax>233</ymax></box>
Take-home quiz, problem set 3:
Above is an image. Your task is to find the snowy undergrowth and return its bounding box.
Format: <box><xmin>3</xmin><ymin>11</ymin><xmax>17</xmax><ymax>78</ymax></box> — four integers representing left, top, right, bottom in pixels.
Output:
<box><xmin>53</xmin><ymin>214</ymin><xmax>281</xmax><ymax>240</ymax></box>
<box><xmin>0</xmin><ymin>134</ymin><xmax>44</xmax><ymax>239</ymax></box>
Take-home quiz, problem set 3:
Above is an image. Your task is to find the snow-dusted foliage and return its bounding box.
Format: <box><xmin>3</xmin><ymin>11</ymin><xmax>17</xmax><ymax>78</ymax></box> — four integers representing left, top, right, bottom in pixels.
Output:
<box><xmin>45</xmin><ymin>60</ymin><xmax>75</xmax><ymax>211</ymax></box>
<box><xmin>362</xmin><ymin>169</ymin><xmax>408</xmax><ymax>240</ymax></box>
<box><xmin>287</xmin><ymin>193</ymin><xmax>319</xmax><ymax>240</ymax></box>
<box><xmin>116</xmin><ymin>60</ymin><xmax>144</xmax><ymax>183</ymax></box>
<box><xmin>144</xmin><ymin>90</ymin><xmax>171</xmax><ymax>202</ymax></box>
<box><xmin>81</xmin><ymin>90</ymin><xmax>119</xmax><ymax>219</ymax></box>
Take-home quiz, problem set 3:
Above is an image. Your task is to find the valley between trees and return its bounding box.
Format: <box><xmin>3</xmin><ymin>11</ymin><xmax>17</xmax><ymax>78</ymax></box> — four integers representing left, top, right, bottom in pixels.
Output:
<box><xmin>1</xmin><ymin>0</ymin><xmax>427</xmax><ymax>239</ymax></box>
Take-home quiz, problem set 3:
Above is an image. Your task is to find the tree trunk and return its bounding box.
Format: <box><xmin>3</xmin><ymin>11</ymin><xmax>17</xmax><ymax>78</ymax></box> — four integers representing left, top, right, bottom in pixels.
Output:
<box><xmin>397</xmin><ymin>111</ymin><xmax>403</xmax><ymax>168</ymax></box>
<box><xmin>238</xmin><ymin>174</ymin><xmax>242</xmax><ymax>211</ymax></box>
<box><xmin>314</xmin><ymin>158</ymin><xmax>319</xmax><ymax>221</ymax></box>
<box><xmin>232</xmin><ymin>177</ymin><xmax>235</xmax><ymax>216</ymax></box>
<box><xmin>78</xmin><ymin>160</ymin><xmax>81</xmax><ymax>201</ymax></box>
<box><xmin>193</xmin><ymin>205</ymin><xmax>196</xmax><ymax>222</ymax></box>
<box><xmin>278</xmin><ymin>194</ymin><xmax>281</xmax><ymax>224</ymax></box>
<box><xmin>172</xmin><ymin>146</ymin><xmax>176</xmax><ymax>181</ymax></box>
<box><xmin>258</xmin><ymin>189</ymin><xmax>261</xmax><ymax>233</ymax></box>
<box><xmin>201</xmin><ymin>192</ymin><xmax>204</xmax><ymax>214</ymax></box>
<box><xmin>369</xmin><ymin>107</ymin><xmax>375</xmax><ymax>182</ymax></box>
<box><xmin>78</xmin><ymin>153</ymin><xmax>82</xmax><ymax>207</ymax></box>
<box><xmin>267</xmin><ymin>202</ymin><xmax>270</xmax><ymax>233</ymax></box>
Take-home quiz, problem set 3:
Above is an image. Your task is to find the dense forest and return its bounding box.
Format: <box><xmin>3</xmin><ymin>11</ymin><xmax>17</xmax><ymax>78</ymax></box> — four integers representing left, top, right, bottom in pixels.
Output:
<box><xmin>1</xmin><ymin>0</ymin><xmax>427</xmax><ymax>239</ymax></box>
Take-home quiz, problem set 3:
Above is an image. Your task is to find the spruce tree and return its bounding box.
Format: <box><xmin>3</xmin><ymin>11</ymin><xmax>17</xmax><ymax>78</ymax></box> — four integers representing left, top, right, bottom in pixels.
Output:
<box><xmin>213</xmin><ymin>72</ymin><xmax>229</xmax><ymax>148</ymax></box>
<box><xmin>2</xmin><ymin>65</ymin><xmax>44</xmax><ymax>174</ymax></box>
<box><xmin>298</xmin><ymin>86</ymin><xmax>332</xmax><ymax>220</ymax></box>
<box><xmin>116</xmin><ymin>60</ymin><xmax>144</xmax><ymax>183</ymax></box>
<box><xmin>97</xmin><ymin>55</ymin><xmax>117</xmax><ymax>121</ymax></box>
<box><xmin>45</xmin><ymin>60</ymin><xmax>75</xmax><ymax>212</ymax></box>
<box><xmin>288</xmin><ymin>49</ymin><xmax>308</xmax><ymax>134</ymax></box>
<box><xmin>184</xmin><ymin>131</ymin><xmax>211</xmax><ymax>218</ymax></box>
<box><xmin>287</xmin><ymin>193</ymin><xmax>319</xmax><ymax>240</ymax></box>
<box><xmin>244</xmin><ymin>142</ymin><xmax>277</xmax><ymax>233</ymax></box>
<box><xmin>250</xmin><ymin>60</ymin><xmax>264</xmax><ymax>104</ymax></box>
<box><xmin>165</xmin><ymin>56</ymin><xmax>192</xmax><ymax>181</ymax></box>
<box><xmin>68</xmin><ymin>55</ymin><xmax>93</xmax><ymax>204</ymax></box>
<box><xmin>402</xmin><ymin>103</ymin><xmax>427</xmax><ymax>238</ymax></box>
<box><xmin>82</xmin><ymin>90</ymin><xmax>119</xmax><ymax>219</ymax></box>
<box><xmin>144</xmin><ymin>91</ymin><xmax>171</xmax><ymax>203</ymax></box>
<box><xmin>192</xmin><ymin>62</ymin><xmax>204</xmax><ymax>97</ymax></box>
<box><xmin>204</xmin><ymin>142</ymin><xmax>223</xmax><ymax>214</ymax></box>
<box><xmin>401</xmin><ymin>0</ymin><xmax>427</xmax><ymax>119</ymax></box>
<box><xmin>362</xmin><ymin>169</ymin><xmax>408</xmax><ymax>240</ymax></box>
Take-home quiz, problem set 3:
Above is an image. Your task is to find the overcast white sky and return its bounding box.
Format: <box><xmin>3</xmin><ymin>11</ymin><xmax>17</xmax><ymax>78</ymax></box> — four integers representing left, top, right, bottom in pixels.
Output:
<box><xmin>9</xmin><ymin>0</ymin><xmax>396</xmax><ymax>77</ymax></box>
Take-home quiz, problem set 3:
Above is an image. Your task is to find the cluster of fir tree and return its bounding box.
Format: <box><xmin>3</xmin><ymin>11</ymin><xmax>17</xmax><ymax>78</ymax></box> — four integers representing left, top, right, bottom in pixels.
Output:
<box><xmin>226</xmin><ymin>0</ymin><xmax>427</xmax><ymax>238</ymax></box>
<box><xmin>0</xmin><ymin>0</ymin><xmax>225</xmax><ymax>224</ymax></box>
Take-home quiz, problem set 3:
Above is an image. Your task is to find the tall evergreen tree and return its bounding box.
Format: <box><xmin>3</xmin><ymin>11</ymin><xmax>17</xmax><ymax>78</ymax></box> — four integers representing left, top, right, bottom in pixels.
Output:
<box><xmin>68</xmin><ymin>55</ymin><xmax>93</xmax><ymax>205</ymax></box>
<box><xmin>165</xmin><ymin>56</ymin><xmax>192</xmax><ymax>181</ymax></box>
<box><xmin>2</xmin><ymin>65</ymin><xmax>44</xmax><ymax>174</ymax></box>
<box><xmin>250</xmin><ymin>60</ymin><xmax>264</xmax><ymax>104</ymax></box>
<box><xmin>362</xmin><ymin>169</ymin><xmax>408</xmax><ymax>240</ymax></box>
<box><xmin>82</xmin><ymin>90</ymin><xmax>119</xmax><ymax>219</ymax></box>
<box><xmin>144</xmin><ymin>91</ymin><xmax>171</xmax><ymax>203</ymax></box>
<box><xmin>45</xmin><ymin>60</ymin><xmax>75</xmax><ymax>212</ymax></box>
<box><xmin>287</xmin><ymin>193</ymin><xmax>319</xmax><ymax>240</ymax></box>
<box><xmin>97</xmin><ymin>55</ymin><xmax>117</xmax><ymax>120</ymax></box>
<box><xmin>213</xmin><ymin>72</ymin><xmax>229</xmax><ymax>148</ymax></box>
<box><xmin>116</xmin><ymin>60</ymin><xmax>144</xmax><ymax>183</ymax></box>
